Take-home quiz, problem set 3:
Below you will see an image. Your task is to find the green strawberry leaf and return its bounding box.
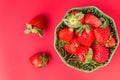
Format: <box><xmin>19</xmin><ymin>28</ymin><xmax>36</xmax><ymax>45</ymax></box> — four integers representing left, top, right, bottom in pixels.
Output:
<box><xmin>75</xmin><ymin>12</ymin><xmax>84</xmax><ymax>20</ymax></box>
<box><xmin>38</xmin><ymin>55</ymin><xmax>43</xmax><ymax>60</ymax></box>
<box><xmin>41</xmin><ymin>53</ymin><xmax>50</xmax><ymax>67</ymax></box>
<box><xmin>42</xmin><ymin>53</ymin><xmax>50</xmax><ymax>62</ymax></box>
<box><xmin>76</xmin><ymin>27</ymin><xmax>84</xmax><ymax>34</ymax></box>
<box><xmin>76</xmin><ymin>24</ymin><xmax>90</xmax><ymax>34</ymax></box>
<box><xmin>85</xmin><ymin>25</ymin><xmax>91</xmax><ymax>33</ymax></box>
<box><xmin>100</xmin><ymin>17</ymin><xmax>106</xmax><ymax>22</ymax></box>
<box><xmin>100</xmin><ymin>19</ymin><xmax>109</xmax><ymax>28</ymax></box>
<box><xmin>26</xmin><ymin>24</ymin><xmax>32</xmax><ymax>29</ymax></box>
<box><xmin>24</xmin><ymin>29</ymin><xmax>31</xmax><ymax>34</ymax></box>
<box><xmin>37</xmin><ymin>29</ymin><xmax>44</xmax><ymax>37</ymax></box>
<box><xmin>63</xmin><ymin>12</ymin><xmax>84</xmax><ymax>28</ymax></box>
<box><xmin>85</xmin><ymin>48</ymin><xmax>93</xmax><ymax>63</ymax></box>
<box><xmin>58</xmin><ymin>40</ymin><xmax>70</xmax><ymax>47</ymax></box>
<box><xmin>93</xmin><ymin>40</ymin><xmax>98</xmax><ymax>45</ymax></box>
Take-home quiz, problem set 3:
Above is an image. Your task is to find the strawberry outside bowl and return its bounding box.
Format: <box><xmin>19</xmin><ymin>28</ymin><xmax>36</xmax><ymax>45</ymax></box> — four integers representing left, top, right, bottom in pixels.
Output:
<box><xmin>54</xmin><ymin>6</ymin><xmax>119</xmax><ymax>72</ymax></box>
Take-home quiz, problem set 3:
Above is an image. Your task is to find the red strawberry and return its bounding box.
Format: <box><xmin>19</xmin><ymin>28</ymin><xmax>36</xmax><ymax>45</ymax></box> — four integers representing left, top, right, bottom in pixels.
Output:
<box><xmin>94</xmin><ymin>27</ymin><xmax>110</xmax><ymax>44</ymax></box>
<box><xmin>76</xmin><ymin>29</ymin><xmax>95</xmax><ymax>47</ymax></box>
<box><xmin>79</xmin><ymin>17</ymin><xmax>85</xmax><ymax>24</ymax></box>
<box><xmin>76</xmin><ymin>46</ymin><xmax>89</xmax><ymax>62</ymax></box>
<box><xmin>71</xmin><ymin>11</ymin><xmax>78</xmax><ymax>15</ymax></box>
<box><xmin>93</xmin><ymin>44</ymin><xmax>109</xmax><ymax>63</ymax></box>
<box><xmin>77</xmin><ymin>54</ymin><xmax>86</xmax><ymax>62</ymax></box>
<box><xmin>64</xmin><ymin>38</ymin><xmax>79</xmax><ymax>54</ymax></box>
<box><xmin>58</xmin><ymin>28</ymin><xmax>74</xmax><ymax>42</ymax></box>
<box><xmin>29</xmin><ymin>53</ymin><xmax>50</xmax><ymax>68</ymax></box>
<box><xmin>24</xmin><ymin>15</ymin><xmax>46</xmax><ymax>36</ymax></box>
<box><xmin>108</xmin><ymin>37</ymin><xmax>116</xmax><ymax>47</ymax></box>
<box><xmin>85</xmin><ymin>14</ymin><xmax>102</xmax><ymax>28</ymax></box>
<box><xmin>71</xmin><ymin>11</ymin><xmax>85</xmax><ymax>24</ymax></box>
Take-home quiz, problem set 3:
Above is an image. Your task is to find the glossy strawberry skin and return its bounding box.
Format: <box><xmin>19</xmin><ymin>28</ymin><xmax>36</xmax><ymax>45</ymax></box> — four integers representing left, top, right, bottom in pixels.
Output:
<box><xmin>29</xmin><ymin>15</ymin><xmax>45</xmax><ymax>29</ymax></box>
<box><xmin>94</xmin><ymin>27</ymin><xmax>110</xmax><ymax>44</ymax></box>
<box><xmin>93</xmin><ymin>44</ymin><xmax>109</xmax><ymax>63</ymax></box>
<box><xmin>29</xmin><ymin>54</ymin><xmax>43</xmax><ymax>68</ymax></box>
<box><xmin>76</xmin><ymin>46</ymin><xmax>89</xmax><ymax>62</ymax></box>
<box><xmin>77</xmin><ymin>54</ymin><xmax>86</xmax><ymax>62</ymax></box>
<box><xmin>64</xmin><ymin>39</ymin><xmax>79</xmax><ymax>54</ymax></box>
<box><xmin>76</xmin><ymin>30</ymin><xmax>95</xmax><ymax>47</ymax></box>
<box><xmin>58</xmin><ymin>28</ymin><xmax>74</xmax><ymax>42</ymax></box>
<box><xmin>108</xmin><ymin>37</ymin><xmax>116</xmax><ymax>47</ymax></box>
<box><xmin>85</xmin><ymin>14</ymin><xmax>102</xmax><ymax>28</ymax></box>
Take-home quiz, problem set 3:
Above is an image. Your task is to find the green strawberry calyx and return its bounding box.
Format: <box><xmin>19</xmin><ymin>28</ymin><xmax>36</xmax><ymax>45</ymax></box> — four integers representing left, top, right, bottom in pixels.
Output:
<box><xmin>63</xmin><ymin>12</ymin><xmax>84</xmax><ymax>28</ymax></box>
<box><xmin>81</xmin><ymin>48</ymin><xmax>95</xmax><ymax>64</ymax></box>
<box><xmin>38</xmin><ymin>53</ymin><xmax>50</xmax><ymax>67</ymax></box>
<box><xmin>24</xmin><ymin>24</ymin><xmax>44</xmax><ymax>37</ymax></box>
<box><xmin>100</xmin><ymin>18</ymin><xmax>109</xmax><ymax>28</ymax></box>
<box><xmin>84</xmin><ymin>48</ymin><xmax>93</xmax><ymax>63</ymax></box>
<box><xmin>58</xmin><ymin>40</ymin><xmax>70</xmax><ymax>48</ymax></box>
<box><xmin>76</xmin><ymin>24</ymin><xmax>91</xmax><ymax>34</ymax></box>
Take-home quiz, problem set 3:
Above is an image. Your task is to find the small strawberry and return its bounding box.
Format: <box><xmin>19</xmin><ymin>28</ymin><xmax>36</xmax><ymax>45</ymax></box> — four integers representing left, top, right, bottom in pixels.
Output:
<box><xmin>76</xmin><ymin>46</ymin><xmax>89</xmax><ymax>62</ymax></box>
<box><xmin>107</xmin><ymin>37</ymin><xmax>116</xmax><ymax>48</ymax></box>
<box><xmin>29</xmin><ymin>53</ymin><xmax>50</xmax><ymax>68</ymax></box>
<box><xmin>24</xmin><ymin>15</ymin><xmax>46</xmax><ymax>37</ymax></box>
<box><xmin>76</xmin><ymin>25</ymin><xmax>95</xmax><ymax>47</ymax></box>
<box><xmin>58</xmin><ymin>28</ymin><xmax>74</xmax><ymax>42</ymax></box>
<box><xmin>64</xmin><ymin>38</ymin><xmax>79</xmax><ymax>54</ymax></box>
<box><xmin>85</xmin><ymin>14</ymin><xmax>102</xmax><ymax>28</ymax></box>
<box><xmin>94</xmin><ymin>27</ymin><xmax>110</xmax><ymax>44</ymax></box>
<box><xmin>64</xmin><ymin>12</ymin><xmax>84</xmax><ymax>28</ymax></box>
<box><xmin>93</xmin><ymin>44</ymin><xmax>109</xmax><ymax>63</ymax></box>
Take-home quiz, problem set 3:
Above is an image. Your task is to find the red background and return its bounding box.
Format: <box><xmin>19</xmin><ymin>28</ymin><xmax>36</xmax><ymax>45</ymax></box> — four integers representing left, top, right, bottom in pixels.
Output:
<box><xmin>0</xmin><ymin>0</ymin><xmax>120</xmax><ymax>80</ymax></box>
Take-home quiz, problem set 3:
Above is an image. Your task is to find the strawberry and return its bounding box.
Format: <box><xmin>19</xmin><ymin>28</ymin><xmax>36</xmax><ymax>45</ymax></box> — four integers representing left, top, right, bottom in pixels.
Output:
<box><xmin>76</xmin><ymin>46</ymin><xmax>89</xmax><ymax>55</ymax></box>
<box><xmin>93</xmin><ymin>44</ymin><xmax>109</xmax><ymax>63</ymax></box>
<box><xmin>64</xmin><ymin>38</ymin><xmax>79</xmax><ymax>54</ymax></box>
<box><xmin>76</xmin><ymin>46</ymin><xmax>89</xmax><ymax>62</ymax></box>
<box><xmin>29</xmin><ymin>53</ymin><xmax>50</xmax><ymax>68</ymax></box>
<box><xmin>58</xmin><ymin>28</ymin><xmax>74</xmax><ymax>42</ymax></box>
<box><xmin>79</xmin><ymin>18</ymin><xmax>85</xmax><ymax>24</ymax></box>
<box><xmin>85</xmin><ymin>14</ymin><xmax>102</xmax><ymax>28</ymax></box>
<box><xmin>108</xmin><ymin>37</ymin><xmax>116</xmax><ymax>48</ymax></box>
<box><xmin>77</xmin><ymin>54</ymin><xmax>86</xmax><ymax>62</ymax></box>
<box><xmin>24</xmin><ymin>15</ymin><xmax>46</xmax><ymax>36</ymax></box>
<box><xmin>71</xmin><ymin>11</ymin><xmax>78</xmax><ymax>15</ymax></box>
<box><xmin>94</xmin><ymin>27</ymin><xmax>110</xmax><ymax>44</ymax></box>
<box><xmin>76</xmin><ymin>25</ymin><xmax>95</xmax><ymax>47</ymax></box>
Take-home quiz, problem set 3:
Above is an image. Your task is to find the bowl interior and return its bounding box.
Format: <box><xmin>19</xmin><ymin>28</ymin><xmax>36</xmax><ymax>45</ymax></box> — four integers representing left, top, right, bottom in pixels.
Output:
<box><xmin>54</xmin><ymin>6</ymin><xmax>119</xmax><ymax>72</ymax></box>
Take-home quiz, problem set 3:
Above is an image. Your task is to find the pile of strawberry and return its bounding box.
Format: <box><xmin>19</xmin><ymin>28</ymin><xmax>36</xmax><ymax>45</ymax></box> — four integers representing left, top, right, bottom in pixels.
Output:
<box><xmin>58</xmin><ymin>11</ymin><xmax>116</xmax><ymax>63</ymax></box>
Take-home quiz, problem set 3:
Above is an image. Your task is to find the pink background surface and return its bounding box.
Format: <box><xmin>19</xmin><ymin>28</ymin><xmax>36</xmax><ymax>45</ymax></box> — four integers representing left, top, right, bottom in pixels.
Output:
<box><xmin>0</xmin><ymin>0</ymin><xmax>120</xmax><ymax>80</ymax></box>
